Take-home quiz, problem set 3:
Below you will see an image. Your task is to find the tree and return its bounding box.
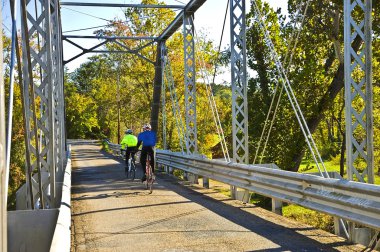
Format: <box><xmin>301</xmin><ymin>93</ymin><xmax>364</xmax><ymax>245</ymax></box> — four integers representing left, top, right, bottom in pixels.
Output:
<box><xmin>246</xmin><ymin>0</ymin><xmax>380</xmax><ymax>173</ymax></box>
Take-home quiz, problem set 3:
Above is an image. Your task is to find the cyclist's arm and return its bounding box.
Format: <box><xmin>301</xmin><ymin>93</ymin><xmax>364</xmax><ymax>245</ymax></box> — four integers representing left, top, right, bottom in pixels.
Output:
<box><xmin>120</xmin><ymin>137</ymin><xmax>128</xmax><ymax>149</ymax></box>
<box><xmin>136</xmin><ymin>140</ymin><xmax>142</xmax><ymax>149</ymax></box>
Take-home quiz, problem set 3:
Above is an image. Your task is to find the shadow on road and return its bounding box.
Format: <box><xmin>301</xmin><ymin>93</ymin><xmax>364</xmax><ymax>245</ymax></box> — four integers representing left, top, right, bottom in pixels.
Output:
<box><xmin>70</xmin><ymin>141</ymin><xmax>357</xmax><ymax>251</ymax></box>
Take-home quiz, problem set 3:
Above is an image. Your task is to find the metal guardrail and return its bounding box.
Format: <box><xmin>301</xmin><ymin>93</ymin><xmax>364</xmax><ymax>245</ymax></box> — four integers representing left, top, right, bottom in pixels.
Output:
<box><xmin>107</xmin><ymin>141</ymin><xmax>122</xmax><ymax>156</ymax></box>
<box><xmin>155</xmin><ymin>149</ymin><xmax>380</xmax><ymax>231</ymax></box>
<box><xmin>50</xmin><ymin>145</ymin><xmax>72</xmax><ymax>252</ymax></box>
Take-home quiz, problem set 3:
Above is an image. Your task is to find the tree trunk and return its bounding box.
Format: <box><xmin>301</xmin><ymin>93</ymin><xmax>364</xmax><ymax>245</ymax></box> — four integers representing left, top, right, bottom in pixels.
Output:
<box><xmin>150</xmin><ymin>41</ymin><xmax>163</xmax><ymax>132</ymax></box>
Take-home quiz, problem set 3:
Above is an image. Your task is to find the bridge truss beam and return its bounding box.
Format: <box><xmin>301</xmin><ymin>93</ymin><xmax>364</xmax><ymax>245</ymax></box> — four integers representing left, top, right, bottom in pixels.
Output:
<box><xmin>183</xmin><ymin>14</ymin><xmax>198</xmax><ymax>155</ymax></box>
<box><xmin>20</xmin><ymin>0</ymin><xmax>66</xmax><ymax>209</ymax></box>
<box><xmin>344</xmin><ymin>0</ymin><xmax>373</xmax><ymax>184</ymax></box>
<box><xmin>229</xmin><ymin>0</ymin><xmax>249</xmax><ymax>199</ymax></box>
<box><xmin>60</xmin><ymin>2</ymin><xmax>185</xmax><ymax>9</ymax></box>
<box><xmin>230</xmin><ymin>0</ymin><xmax>249</xmax><ymax>164</ymax></box>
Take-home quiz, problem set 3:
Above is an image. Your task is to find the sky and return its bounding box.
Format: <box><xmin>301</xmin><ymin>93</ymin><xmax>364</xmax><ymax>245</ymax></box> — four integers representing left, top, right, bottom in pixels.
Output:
<box><xmin>2</xmin><ymin>0</ymin><xmax>288</xmax><ymax>81</ymax></box>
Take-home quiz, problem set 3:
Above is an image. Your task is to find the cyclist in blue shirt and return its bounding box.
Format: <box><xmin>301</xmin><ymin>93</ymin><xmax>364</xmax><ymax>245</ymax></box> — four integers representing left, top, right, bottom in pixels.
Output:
<box><xmin>137</xmin><ymin>123</ymin><xmax>157</xmax><ymax>182</ymax></box>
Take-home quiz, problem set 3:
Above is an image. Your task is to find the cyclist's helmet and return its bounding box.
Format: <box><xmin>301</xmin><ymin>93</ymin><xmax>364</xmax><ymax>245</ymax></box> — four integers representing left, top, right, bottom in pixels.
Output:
<box><xmin>125</xmin><ymin>129</ymin><xmax>133</xmax><ymax>134</ymax></box>
<box><xmin>143</xmin><ymin>123</ymin><xmax>151</xmax><ymax>131</ymax></box>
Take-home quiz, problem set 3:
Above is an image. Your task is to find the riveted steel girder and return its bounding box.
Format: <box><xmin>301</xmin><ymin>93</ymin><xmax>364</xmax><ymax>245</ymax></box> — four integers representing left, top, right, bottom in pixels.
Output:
<box><xmin>230</xmin><ymin>0</ymin><xmax>248</xmax><ymax>164</ymax></box>
<box><xmin>344</xmin><ymin>0</ymin><xmax>373</xmax><ymax>184</ymax></box>
<box><xmin>183</xmin><ymin>14</ymin><xmax>197</xmax><ymax>155</ymax></box>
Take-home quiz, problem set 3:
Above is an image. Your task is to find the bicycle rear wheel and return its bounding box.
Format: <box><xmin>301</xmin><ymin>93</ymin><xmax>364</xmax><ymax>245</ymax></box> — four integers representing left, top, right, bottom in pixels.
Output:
<box><xmin>146</xmin><ymin>169</ymin><xmax>154</xmax><ymax>193</ymax></box>
<box><xmin>125</xmin><ymin>158</ymin><xmax>131</xmax><ymax>178</ymax></box>
<box><xmin>129</xmin><ymin>161</ymin><xmax>136</xmax><ymax>181</ymax></box>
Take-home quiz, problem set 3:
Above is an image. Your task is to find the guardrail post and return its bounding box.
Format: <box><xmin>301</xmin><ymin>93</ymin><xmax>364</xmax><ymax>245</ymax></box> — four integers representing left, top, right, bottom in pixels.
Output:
<box><xmin>334</xmin><ymin>217</ymin><xmax>345</xmax><ymax>236</ymax></box>
<box><xmin>202</xmin><ymin>177</ymin><xmax>209</xmax><ymax>189</ymax></box>
<box><xmin>272</xmin><ymin>198</ymin><xmax>282</xmax><ymax>215</ymax></box>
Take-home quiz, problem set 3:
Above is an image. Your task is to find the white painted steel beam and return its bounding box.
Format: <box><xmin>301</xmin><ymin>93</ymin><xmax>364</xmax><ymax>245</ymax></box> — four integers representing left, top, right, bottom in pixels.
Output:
<box><xmin>158</xmin><ymin>0</ymin><xmax>207</xmax><ymax>41</ymax></box>
<box><xmin>230</xmin><ymin>0</ymin><xmax>248</xmax><ymax>164</ymax></box>
<box><xmin>60</xmin><ymin>2</ymin><xmax>184</xmax><ymax>9</ymax></box>
<box><xmin>344</xmin><ymin>0</ymin><xmax>373</xmax><ymax>184</ymax></box>
<box><xmin>20</xmin><ymin>0</ymin><xmax>66</xmax><ymax>209</ymax></box>
<box><xmin>183</xmin><ymin>14</ymin><xmax>197</xmax><ymax>155</ymax></box>
<box><xmin>63</xmin><ymin>35</ymin><xmax>157</xmax><ymax>40</ymax></box>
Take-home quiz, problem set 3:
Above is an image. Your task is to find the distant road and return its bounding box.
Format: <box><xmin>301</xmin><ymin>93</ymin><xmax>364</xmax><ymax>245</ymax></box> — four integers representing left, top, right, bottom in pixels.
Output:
<box><xmin>70</xmin><ymin>140</ymin><xmax>366</xmax><ymax>252</ymax></box>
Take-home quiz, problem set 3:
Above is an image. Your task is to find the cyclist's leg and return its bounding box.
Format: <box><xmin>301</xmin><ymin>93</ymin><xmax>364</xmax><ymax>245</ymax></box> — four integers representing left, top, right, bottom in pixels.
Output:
<box><xmin>125</xmin><ymin>149</ymin><xmax>131</xmax><ymax>166</ymax></box>
<box><xmin>130</xmin><ymin>147</ymin><xmax>136</xmax><ymax>164</ymax></box>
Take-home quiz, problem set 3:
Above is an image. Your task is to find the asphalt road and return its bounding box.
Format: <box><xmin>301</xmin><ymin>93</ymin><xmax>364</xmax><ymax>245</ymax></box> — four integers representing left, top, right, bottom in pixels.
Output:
<box><xmin>70</xmin><ymin>141</ymin><xmax>367</xmax><ymax>252</ymax></box>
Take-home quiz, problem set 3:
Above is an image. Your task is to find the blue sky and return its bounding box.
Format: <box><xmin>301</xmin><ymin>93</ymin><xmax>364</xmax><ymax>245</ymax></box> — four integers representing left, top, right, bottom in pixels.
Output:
<box><xmin>2</xmin><ymin>0</ymin><xmax>288</xmax><ymax>77</ymax></box>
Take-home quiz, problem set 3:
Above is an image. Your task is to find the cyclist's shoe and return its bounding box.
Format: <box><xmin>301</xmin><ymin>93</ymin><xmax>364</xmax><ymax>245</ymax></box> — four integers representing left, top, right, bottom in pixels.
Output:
<box><xmin>141</xmin><ymin>175</ymin><xmax>147</xmax><ymax>182</ymax></box>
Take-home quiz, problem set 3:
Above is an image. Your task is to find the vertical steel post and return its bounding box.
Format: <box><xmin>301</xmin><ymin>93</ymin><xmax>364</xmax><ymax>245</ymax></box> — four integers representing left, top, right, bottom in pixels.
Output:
<box><xmin>52</xmin><ymin>0</ymin><xmax>65</xmax><ymax>176</ymax></box>
<box><xmin>230</xmin><ymin>0</ymin><xmax>249</xmax><ymax>199</ymax></box>
<box><xmin>184</xmin><ymin>13</ymin><xmax>198</xmax><ymax>183</ymax></box>
<box><xmin>344</xmin><ymin>0</ymin><xmax>373</xmax><ymax>184</ymax></box>
<box><xmin>344</xmin><ymin>0</ymin><xmax>373</xmax><ymax>244</ymax></box>
<box><xmin>20</xmin><ymin>0</ymin><xmax>57</xmax><ymax>208</ymax></box>
<box><xmin>0</xmin><ymin>6</ymin><xmax>7</xmax><ymax>250</ymax></box>
<box><xmin>183</xmin><ymin>14</ymin><xmax>198</xmax><ymax>155</ymax></box>
<box><xmin>45</xmin><ymin>0</ymin><xmax>57</xmax><ymax>208</ymax></box>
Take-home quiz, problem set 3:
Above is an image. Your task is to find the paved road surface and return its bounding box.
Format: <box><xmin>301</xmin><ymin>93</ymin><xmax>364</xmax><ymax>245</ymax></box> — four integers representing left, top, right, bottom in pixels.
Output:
<box><xmin>71</xmin><ymin>141</ymin><xmax>366</xmax><ymax>252</ymax></box>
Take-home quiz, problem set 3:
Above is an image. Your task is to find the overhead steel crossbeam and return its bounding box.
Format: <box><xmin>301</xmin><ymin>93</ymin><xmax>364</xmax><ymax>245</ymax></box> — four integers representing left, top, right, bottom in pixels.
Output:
<box><xmin>60</xmin><ymin>2</ymin><xmax>185</xmax><ymax>9</ymax></box>
<box><xmin>63</xmin><ymin>37</ymin><xmax>155</xmax><ymax>64</ymax></box>
<box><xmin>63</xmin><ymin>35</ymin><xmax>157</xmax><ymax>40</ymax></box>
<box><xmin>344</xmin><ymin>0</ymin><xmax>373</xmax><ymax>184</ymax></box>
<box><xmin>61</xmin><ymin>0</ymin><xmax>206</xmax><ymax>65</ymax></box>
<box><xmin>158</xmin><ymin>0</ymin><xmax>207</xmax><ymax>41</ymax></box>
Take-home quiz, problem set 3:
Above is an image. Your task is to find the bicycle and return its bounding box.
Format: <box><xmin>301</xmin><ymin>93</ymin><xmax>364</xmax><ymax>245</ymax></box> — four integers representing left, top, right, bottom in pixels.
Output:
<box><xmin>125</xmin><ymin>150</ymin><xmax>137</xmax><ymax>181</ymax></box>
<box><xmin>144</xmin><ymin>154</ymin><xmax>155</xmax><ymax>193</ymax></box>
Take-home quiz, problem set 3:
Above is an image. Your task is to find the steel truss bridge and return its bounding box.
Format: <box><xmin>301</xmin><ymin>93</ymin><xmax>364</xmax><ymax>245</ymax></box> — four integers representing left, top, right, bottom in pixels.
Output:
<box><xmin>0</xmin><ymin>0</ymin><xmax>379</xmax><ymax>251</ymax></box>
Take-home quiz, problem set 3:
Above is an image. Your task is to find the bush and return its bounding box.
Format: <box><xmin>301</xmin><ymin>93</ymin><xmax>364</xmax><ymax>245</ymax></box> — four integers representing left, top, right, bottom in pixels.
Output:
<box><xmin>283</xmin><ymin>204</ymin><xmax>334</xmax><ymax>232</ymax></box>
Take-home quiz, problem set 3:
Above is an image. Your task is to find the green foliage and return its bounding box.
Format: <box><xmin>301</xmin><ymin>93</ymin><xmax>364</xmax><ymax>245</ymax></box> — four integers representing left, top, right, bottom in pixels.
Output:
<box><xmin>3</xmin><ymin>32</ymin><xmax>26</xmax><ymax>210</ymax></box>
<box><xmin>283</xmin><ymin>204</ymin><xmax>334</xmax><ymax>233</ymax></box>
<box><xmin>246</xmin><ymin>0</ymin><xmax>380</xmax><ymax>176</ymax></box>
<box><xmin>65</xmin><ymin>77</ymin><xmax>99</xmax><ymax>139</ymax></box>
<box><xmin>101</xmin><ymin>140</ymin><xmax>110</xmax><ymax>153</ymax></box>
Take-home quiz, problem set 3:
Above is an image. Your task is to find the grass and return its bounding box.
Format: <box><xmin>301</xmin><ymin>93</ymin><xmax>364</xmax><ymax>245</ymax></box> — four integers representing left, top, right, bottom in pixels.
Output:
<box><xmin>282</xmin><ymin>204</ymin><xmax>334</xmax><ymax>233</ymax></box>
<box><xmin>299</xmin><ymin>159</ymin><xmax>380</xmax><ymax>185</ymax></box>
